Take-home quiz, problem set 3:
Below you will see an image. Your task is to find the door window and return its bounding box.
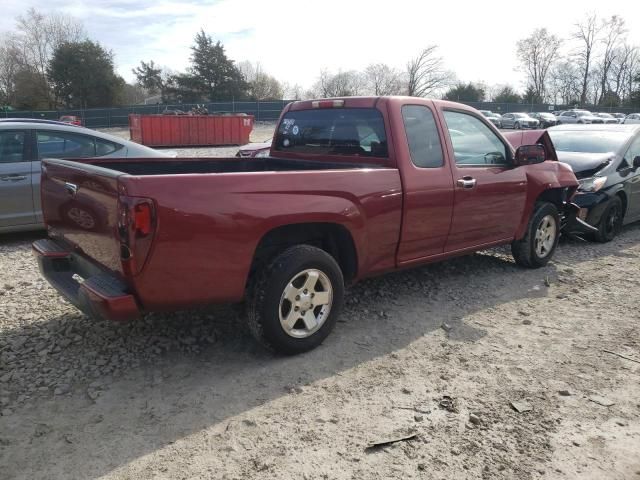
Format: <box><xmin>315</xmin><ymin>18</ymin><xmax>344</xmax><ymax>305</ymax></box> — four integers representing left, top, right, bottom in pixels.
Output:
<box><xmin>95</xmin><ymin>138</ymin><xmax>123</xmax><ymax>156</ymax></box>
<box><xmin>625</xmin><ymin>136</ymin><xmax>640</xmax><ymax>165</ymax></box>
<box><xmin>401</xmin><ymin>105</ymin><xmax>444</xmax><ymax>168</ymax></box>
<box><xmin>37</xmin><ymin>131</ymin><xmax>96</xmax><ymax>158</ymax></box>
<box><xmin>0</xmin><ymin>131</ymin><xmax>27</xmax><ymax>163</ymax></box>
<box><xmin>443</xmin><ymin>111</ymin><xmax>508</xmax><ymax>166</ymax></box>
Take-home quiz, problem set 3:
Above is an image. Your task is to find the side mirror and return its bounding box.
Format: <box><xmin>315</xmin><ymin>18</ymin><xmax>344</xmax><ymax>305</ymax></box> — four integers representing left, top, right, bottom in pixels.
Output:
<box><xmin>634</xmin><ymin>156</ymin><xmax>640</xmax><ymax>169</ymax></box>
<box><xmin>513</xmin><ymin>144</ymin><xmax>546</xmax><ymax>167</ymax></box>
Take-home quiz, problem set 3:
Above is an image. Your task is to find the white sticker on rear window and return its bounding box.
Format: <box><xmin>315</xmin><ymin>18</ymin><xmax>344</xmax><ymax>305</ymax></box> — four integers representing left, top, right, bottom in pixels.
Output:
<box><xmin>292</xmin><ymin>125</ymin><xmax>299</xmax><ymax>135</ymax></box>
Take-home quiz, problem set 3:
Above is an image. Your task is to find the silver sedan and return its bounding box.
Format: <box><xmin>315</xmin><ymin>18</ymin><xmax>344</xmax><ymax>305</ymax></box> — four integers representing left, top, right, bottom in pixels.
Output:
<box><xmin>0</xmin><ymin>120</ymin><xmax>169</xmax><ymax>233</ymax></box>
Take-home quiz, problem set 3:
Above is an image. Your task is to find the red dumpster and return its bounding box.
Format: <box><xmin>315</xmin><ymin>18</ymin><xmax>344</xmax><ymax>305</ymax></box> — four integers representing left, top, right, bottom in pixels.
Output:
<box><xmin>128</xmin><ymin>114</ymin><xmax>254</xmax><ymax>147</ymax></box>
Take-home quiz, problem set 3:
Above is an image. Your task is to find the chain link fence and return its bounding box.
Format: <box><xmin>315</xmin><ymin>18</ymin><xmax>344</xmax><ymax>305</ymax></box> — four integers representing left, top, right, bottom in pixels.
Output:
<box><xmin>2</xmin><ymin>99</ymin><xmax>637</xmax><ymax>129</ymax></box>
<box><xmin>1</xmin><ymin>100</ymin><xmax>292</xmax><ymax>129</ymax></box>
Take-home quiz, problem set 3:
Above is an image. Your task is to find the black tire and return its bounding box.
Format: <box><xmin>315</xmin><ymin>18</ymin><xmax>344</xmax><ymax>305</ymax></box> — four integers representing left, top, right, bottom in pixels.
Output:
<box><xmin>515</xmin><ymin>122</ymin><xmax>521</xmax><ymax>130</ymax></box>
<box><xmin>592</xmin><ymin>196</ymin><xmax>623</xmax><ymax>243</ymax></box>
<box><xmin>247</xmin><ymin>245</ymin><xmax>344</xmax><ymax>355</ymax></box>
<box><xmin>511</xmin><ymin>202</ymin><xmax>560</xmax><ymax>268</ymax></box>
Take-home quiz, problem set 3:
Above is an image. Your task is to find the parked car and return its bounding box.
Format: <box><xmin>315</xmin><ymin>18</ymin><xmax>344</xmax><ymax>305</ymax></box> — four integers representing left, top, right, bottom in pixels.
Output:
<box><xmin>548</xmin><ymin>124</ymin><xmax>640</xmax><ymax>242</ymax></box>
<box><xmin>33</xmin><ymin>96</ymin><xmax>589</xmax><ymax>354</ymax></box>
<box><xmin>0</xmin><ymin>121</ymin><xmax>169</xmax><ymax>233</ymax></box>
<box><xmin>236</xmin><ymin>140</ymin><xmax>272</xmax><ymax>158</ymax></box>
<box><xmin>529</xmin><ymin>112</ymin><xmax>557</xmax><ymax>128</ymax></box>
<box><xmin>500</xmin><ymin>113</ymin><xmax>540</xmax><ymax>129</ymax></box>
<box><xmin>624</xmin><ymin>113</ymin><xmax>640</xmax><ymax>124</ymax></box>
<box><xmin>611</xmin><ymin>113</ymin><xmax>627</xmax><ymax>123</ymax></box>
<box><xmin>478</xmin><ymin>110</ymin><xmax>503</xmax><ymax>128</ymax></box>
<box><xmin>593</xmin><ymin>113</ymin><xmax>619</xmax><ymax>124</ymax></box>
<box><xmin>59</xmin><ymin>115</ymin><xmax>82</xmax><ymax>126</ymax></box>
<box><xmin>556</xmin><ymin>110</ymin><xmax>604</xmax><ymax>124</ymax></box>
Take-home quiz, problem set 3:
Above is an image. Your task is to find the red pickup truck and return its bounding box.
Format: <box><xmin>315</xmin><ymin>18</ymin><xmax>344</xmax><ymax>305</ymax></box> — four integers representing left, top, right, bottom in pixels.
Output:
<box><xmin>34</xmin><ymin>97</ymin><xmax>587</xmax><ymax>354</ymax></box>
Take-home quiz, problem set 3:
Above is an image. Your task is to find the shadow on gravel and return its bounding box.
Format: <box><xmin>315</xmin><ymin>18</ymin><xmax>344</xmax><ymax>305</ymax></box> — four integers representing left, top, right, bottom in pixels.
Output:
<box><xmin>1</xmin><ymin>224</ymin><xmax>640</xmax><ymax>479</ymax></box>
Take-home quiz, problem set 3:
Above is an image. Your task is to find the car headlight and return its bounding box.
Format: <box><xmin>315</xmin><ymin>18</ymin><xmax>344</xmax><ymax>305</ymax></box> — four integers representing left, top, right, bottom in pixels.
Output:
<box><xmin>578</xmin><ymin>176</ymin><xmax>607</xmax><ymax>192</ymax></box>
<box><xmin>254</xmin><ymin>149</ymin><xmax>270</xmax><ymax>158</ymax></box>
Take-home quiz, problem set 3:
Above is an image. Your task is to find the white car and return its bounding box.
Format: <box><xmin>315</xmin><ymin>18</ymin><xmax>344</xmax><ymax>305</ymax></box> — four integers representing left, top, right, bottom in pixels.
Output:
<box><xmin>557</xmin><ymin>110</ymin><xmax>604</xmax><ymax>125</ymax></box>
<box><xmin>624</xmin><ymin>113</ymin><xmax>640</xmax><ymax>124</ymax></box>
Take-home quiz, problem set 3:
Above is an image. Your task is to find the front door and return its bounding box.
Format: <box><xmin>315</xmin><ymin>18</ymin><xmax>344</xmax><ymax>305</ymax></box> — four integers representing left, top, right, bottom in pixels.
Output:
<box><xmin>440</xmin><ymin>110</ymin><xmax>528</xmax><ymax>252</ymax></box>
<box><xmin>623</xmin><ymin>136</ymin><xmax>640</xmax><ymax>221</ymax></box>
<box><xmin>0</xmin><ymin>129</ymin><xmax>35</xmax><ymax>227</ymax></box>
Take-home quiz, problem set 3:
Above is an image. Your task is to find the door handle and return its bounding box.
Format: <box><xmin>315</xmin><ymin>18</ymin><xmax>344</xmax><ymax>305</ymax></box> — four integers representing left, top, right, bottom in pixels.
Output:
<box><xmin>0</xmin><ymin>175</ymin><xmax>28</xmax><ymax>182</ymax></box>
<box><xmin>456</xmin><ymin>177</ymin><xmax>477</xmax><ymax>189</ymax></box>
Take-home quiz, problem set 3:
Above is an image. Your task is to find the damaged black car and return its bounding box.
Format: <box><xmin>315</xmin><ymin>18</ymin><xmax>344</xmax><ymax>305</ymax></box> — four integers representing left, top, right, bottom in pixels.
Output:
<box><xmin>548</xmin><ymin>124</ymin><xmax>640</xmax><ymax>242</ymax></box>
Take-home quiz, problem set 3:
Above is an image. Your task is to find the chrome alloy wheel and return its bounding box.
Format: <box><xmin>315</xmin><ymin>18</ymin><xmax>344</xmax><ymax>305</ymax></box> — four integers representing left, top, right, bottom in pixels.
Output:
<box><xmin>534</xmin><ymin>214</ymin><xmax>556</xmax><ymax>258</ymax></box>
<box><xmin>279</xmin><ymin>269</ymin><xmax>333</xmax><ymax>338</ymax></box>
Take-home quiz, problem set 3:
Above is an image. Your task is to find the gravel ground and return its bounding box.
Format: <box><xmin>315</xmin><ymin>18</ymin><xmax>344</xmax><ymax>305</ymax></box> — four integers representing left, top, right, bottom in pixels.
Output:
<box><xmin>1</xmin><ymin>224</ymin><xmax>639</xmax><ymax>479</ymax></box>
<box><xmin>100</xmin><ymin>121</ymin><xmax>277</xmax><ymax>157</ymax></box>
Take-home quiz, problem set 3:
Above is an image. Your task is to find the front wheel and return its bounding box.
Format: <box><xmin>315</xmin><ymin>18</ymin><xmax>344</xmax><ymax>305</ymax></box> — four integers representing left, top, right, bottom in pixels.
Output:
<box><xmin>515</xmin><ymin>122</ymin><xmax>521</xmax><ymax>130</ymax></box>
<box><xmin>592</xmin><ymin>196</ymin><xmax>623</xmax><ymax>243</ymax></box>
<box><xmin>247</xmin><ymin>245</ymin><xmax>344</xmax><ymax>354</ymax></box>
<box><xmin>511</xmin><ymin>202</ymin><xmax>560</xmax><ymax>268</ymax></box>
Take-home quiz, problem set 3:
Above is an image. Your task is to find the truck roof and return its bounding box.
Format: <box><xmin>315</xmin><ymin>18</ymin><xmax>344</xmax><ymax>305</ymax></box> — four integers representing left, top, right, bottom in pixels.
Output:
<box><xmin>288</xmin><ymin>96</ymin><xmax>479</xmax><ymax>113</ymax></box>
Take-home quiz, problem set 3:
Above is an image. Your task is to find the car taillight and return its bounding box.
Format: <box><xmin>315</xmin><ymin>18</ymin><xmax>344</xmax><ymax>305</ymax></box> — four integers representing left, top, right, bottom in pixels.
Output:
<box><xmin>311</xmin><ymin>99</ymin><xmax>344</xmax><ymax>108</ymax></box>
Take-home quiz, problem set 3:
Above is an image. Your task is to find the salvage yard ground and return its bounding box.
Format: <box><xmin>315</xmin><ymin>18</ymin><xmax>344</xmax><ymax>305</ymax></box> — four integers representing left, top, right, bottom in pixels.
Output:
<box><xmin>1</xmin><ymin>129</ymin><xmax>640</xmax><ymax>480</ymax></box>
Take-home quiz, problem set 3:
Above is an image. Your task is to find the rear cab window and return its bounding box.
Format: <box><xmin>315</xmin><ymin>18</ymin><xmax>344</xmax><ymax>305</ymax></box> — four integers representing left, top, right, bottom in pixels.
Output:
<box><xmin>273</xmin><ymin>108</ymin><xmax>388</xmax><ymax>157</ymax></box>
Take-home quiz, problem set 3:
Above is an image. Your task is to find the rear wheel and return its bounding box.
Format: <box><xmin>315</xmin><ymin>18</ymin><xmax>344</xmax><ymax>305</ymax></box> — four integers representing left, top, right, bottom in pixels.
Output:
<box><xmin>592</xmin><ymin>196</ymin><xmax>623</xmax><ymax>243</ymax></box>
<box><xmin>511</xmin><ymin>202</ymin><xmax>560</xmax><ymax>268</ymax></box>
<box><xmin>247</xmin><ymin>245</ymin><xmax>344</xmax><ymax>354</ymax></box>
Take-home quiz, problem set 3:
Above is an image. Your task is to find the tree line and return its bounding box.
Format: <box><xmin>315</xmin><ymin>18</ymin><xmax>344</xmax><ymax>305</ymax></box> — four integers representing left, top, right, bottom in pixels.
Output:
<box><xmin>1</xmin><ymin>8</ymin><xmax>639</xmax><ymax>111</ymax></box>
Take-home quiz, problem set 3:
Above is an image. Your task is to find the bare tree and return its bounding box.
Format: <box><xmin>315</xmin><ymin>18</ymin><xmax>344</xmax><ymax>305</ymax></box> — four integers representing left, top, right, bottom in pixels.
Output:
<box><xmin>364</xmin><ymin>63</ymin><xmax>403</xmax><ymax>95</ymax></box>
<box><xmin>405</xmin><ymin>46</ymin><xmax>452</xmax><ymax>97</ymax></box>
<box><xmin>549</xmin><ymin>61</ymin><xmax>581</xmax><ymax>105</ymax></box>
<box><xmin>0</xmin><ymin>40</ymin><xmax>21</xmax><ymax>105</ymax></box>
<box><xmin>238</xmin><ymin>61</ymin><xmax>284</xmax><ymax>100</ymax></box>
<box><xmin>573</xmin><ymin>14</ymin><xmax>601</xmax><ymax>105</ymax></box>
<box><xmin>313</xmin><ymin>70</ymin><xmax>365</xmax><ymax>97</ymax></box>
<box><xmin>516</xmin><ymin>28</ymin><xmax>562</xmax><ymax>102</ymax></box>
<box><xmin>596</xmin><ymin>15</ymin><xmax>626</xmax><ymax>104</ymax></box>
<box><xmin>12</xmin><ymin>8</ymin><xmax>86</xmax><ymax>107</ymax></box>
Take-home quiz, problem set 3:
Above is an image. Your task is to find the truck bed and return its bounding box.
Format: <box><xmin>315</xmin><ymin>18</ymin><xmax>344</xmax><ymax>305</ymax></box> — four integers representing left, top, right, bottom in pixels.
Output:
<box><xmin>86</xmin><ymin>157</ymin><xmax>385</xmax><ymax>176</ymax></box>
<box><xmin>39</xmin><ymin>157</ymin><xmax>403</xmax><ymax>311</ymax></box>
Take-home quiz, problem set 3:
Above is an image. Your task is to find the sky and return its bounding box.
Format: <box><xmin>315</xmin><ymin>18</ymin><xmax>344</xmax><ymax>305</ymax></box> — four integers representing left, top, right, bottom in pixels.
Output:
<box><xmin>1</xmin><ymin>0</ymin><xmax>640</xmax><ymax>92</ymax></box>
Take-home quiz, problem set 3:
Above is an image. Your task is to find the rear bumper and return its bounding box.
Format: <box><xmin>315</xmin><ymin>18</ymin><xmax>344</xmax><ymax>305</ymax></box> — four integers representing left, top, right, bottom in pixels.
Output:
<box><xmin>33</xmin><ymin>238</ymin><xmax>141</xmax><ymax>322</ymax></box>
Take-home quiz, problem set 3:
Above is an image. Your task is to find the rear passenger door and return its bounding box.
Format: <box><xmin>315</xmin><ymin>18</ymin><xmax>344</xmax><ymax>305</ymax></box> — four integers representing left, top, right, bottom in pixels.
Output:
<box><xmin>441</xmin><ymin>110</ymin><xmax>527</xmax><ymax>252</ymax></box>
<box><xmin>397</xmin><ymin>104</ymin><xmax>454</xmax><ymax>262</ymax></box>
<box><xmin>0</xmin><ymin>129</ymin><xmax>36</xmax><ymax>227</ymax></box>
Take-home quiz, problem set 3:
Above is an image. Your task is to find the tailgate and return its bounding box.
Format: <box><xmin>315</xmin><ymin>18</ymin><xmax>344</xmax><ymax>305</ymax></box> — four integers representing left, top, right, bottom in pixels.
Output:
<box><xmin>41</xmin><ymin>159</ymin><xmax>125</xmax><ymax>274</ymax></box>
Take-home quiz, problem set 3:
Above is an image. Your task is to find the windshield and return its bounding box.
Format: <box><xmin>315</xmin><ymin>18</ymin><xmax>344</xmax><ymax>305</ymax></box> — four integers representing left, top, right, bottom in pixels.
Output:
<box><xmin>597</xmin><ymin>113</ymin><xmax>613</xmax><ymax>118</ymax></box>
<box><xmin>549</xmin><ymin>130</ymin><xmax>629</xmax><ymax>154</ymax></box>
<box><xmin>513</xmin><ymin>113</ymin><xmax>527</xmax><ymax>119</ymax></box>
<box><xmin>576</xmin><ymin>111</ymin><xmax>592</xmax><ymax>117</ymax></box>
<box><xmin>274</xmin><ymin>108</ymin><xmax>388</xmax><ymax>157</ymax></box>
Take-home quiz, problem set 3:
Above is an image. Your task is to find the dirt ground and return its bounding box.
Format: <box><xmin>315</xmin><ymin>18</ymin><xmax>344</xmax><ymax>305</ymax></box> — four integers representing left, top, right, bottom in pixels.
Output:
<box><xmin>1</xmin><ymin>220</ymin><xmax>640</xmax><ymax>479</ymax></box>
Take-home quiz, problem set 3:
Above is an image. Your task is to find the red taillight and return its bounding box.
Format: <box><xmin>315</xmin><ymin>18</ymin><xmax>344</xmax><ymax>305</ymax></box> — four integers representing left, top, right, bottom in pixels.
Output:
<box><xmin>118</xmin><ymin>196</ymin><xmax>155</xmax><ymax>275</ymax></box>
<box><xmin>312</xmin><ymin>99</ymin><xmax>345</xmax><ymax>108</ymax></box>
<box><xmin>134</xmin><ymin>203</ymin><xmax>152</xmax><ymax>236</ymax></box>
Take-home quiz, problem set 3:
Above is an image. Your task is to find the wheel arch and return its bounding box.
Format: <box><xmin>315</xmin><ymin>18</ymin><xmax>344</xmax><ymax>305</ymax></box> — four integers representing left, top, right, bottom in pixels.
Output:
<box><xmin>248</xmin><ymin>222</ymin><xmax>358</xmax><ymax>289</ymax></box>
